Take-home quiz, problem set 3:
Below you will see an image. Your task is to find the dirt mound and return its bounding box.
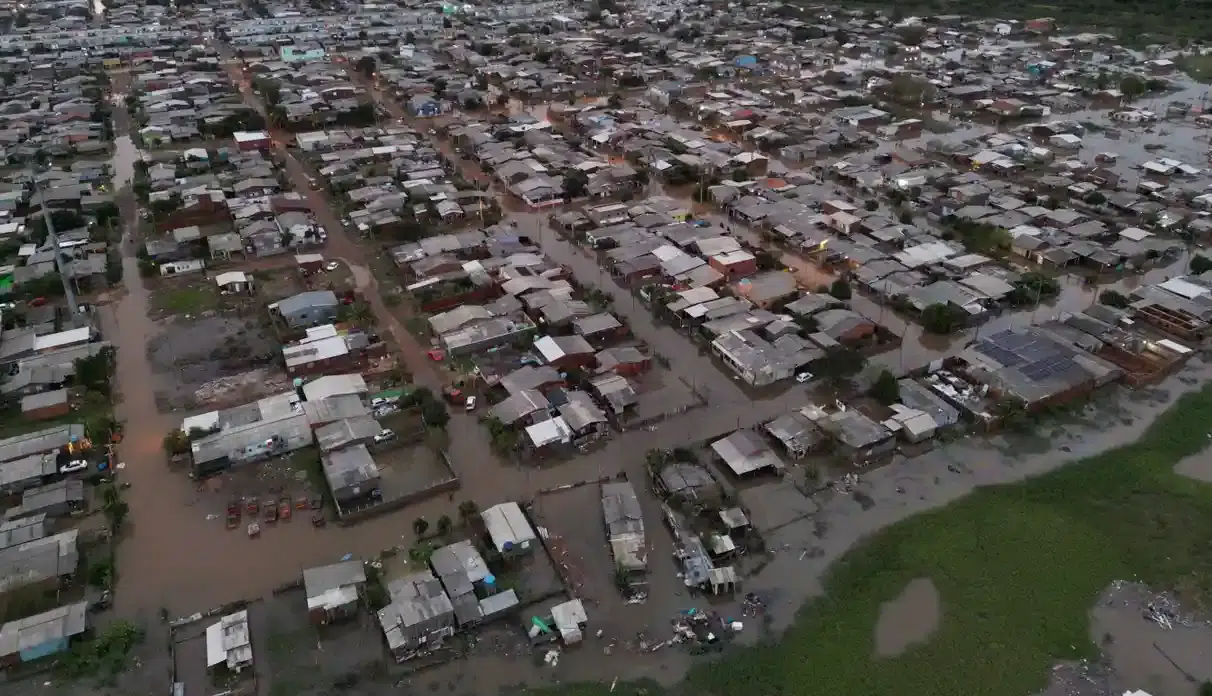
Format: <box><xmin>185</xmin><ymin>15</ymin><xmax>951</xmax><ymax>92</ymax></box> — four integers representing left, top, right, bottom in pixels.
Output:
<box><xmin>873</xmin><ymin>577</ymin><xmax>941</xmax><ymax>658</ymax></box>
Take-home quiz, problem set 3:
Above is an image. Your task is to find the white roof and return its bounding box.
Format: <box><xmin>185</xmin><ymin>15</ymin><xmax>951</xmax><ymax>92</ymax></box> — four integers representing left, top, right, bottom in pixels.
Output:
<box><xmin>205</xmin><ymin>610</ymin><xmax>252</xmax><ymax>670</ymax></box>
<box><xmin>215</xmin><ymin>271</ymin><xmax>248</xmax><ymax>286</ymax></box>
<box><xmin>550</xmin><ymin>598</ymin><xmax>588</xmax><ymax>644</ymax></box>
<box><xmin>233</xmin><ymin>130</ymin><xmax>270</xmax><ymax>142</ymax></box>
<box><xmin>283</xmin><ymin>335</ymin><xmax>348</xmax><ymax>368</ymax></box>
<box><xmin>481</xmin><ymin>502</ymin><xmax>537</xmax><ymax>553</ymax></box>
<box><xmin>533</xmin><ymin>336</ymin><xmax>565</xmax><ymax>363</ymax></box>
<box><xmin>1158</xmin><ymin>277</ymin><xmax>1210</xmax><ymax>300</ymax></box>
<box><xmin>1118</xmin><ymin>227</ymin><xmax>1152</xmax><ymax>241</ymax></box>
<box><xmin>526</xmin><ymin>416</ymin><xmax>572</xmax><ymax>448</ymax></box>
<box><xmin>33</xmin><ymin>327</ymin><xmax>90</xmax><ymax>352</ymax></box>
<box><xmin>677</xmin><ymin>286</ymin><xmax>719</xmax><ymax>304</ymax></box>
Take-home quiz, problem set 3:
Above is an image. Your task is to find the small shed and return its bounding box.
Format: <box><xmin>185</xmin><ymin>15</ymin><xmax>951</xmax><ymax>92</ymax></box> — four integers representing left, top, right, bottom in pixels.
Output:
<box><xmin>205</xmin><ymin>610</ymin><xmax>253</xmax><ymax>673</ymax></box>
<box><xmin>481</xmin><ymin>502</ymin><xmax>537</xmax><ymax>557</ymax></box>
<box><xmin>303</xmin><ymin>560</ymin><xmax>367</xmax><ymax>625</ymax></box>
<box><xmin>20</xmin><ymin>390</ymin><xmax>69</xmax><ymax>421</ymax></box>
<box><xmin>0</xmin><ymin>601</ymin><xmax>87</xmax><ymax>666</ymax></box>
<box><xmin>215</xmin><ymin>271</ymin><xmax>253</xmax><ymax>294</ymax></box>
<box><xmin>549</xmin><ymin>598</ymin><xmax>588</xmax><ymax>644</ymax></box>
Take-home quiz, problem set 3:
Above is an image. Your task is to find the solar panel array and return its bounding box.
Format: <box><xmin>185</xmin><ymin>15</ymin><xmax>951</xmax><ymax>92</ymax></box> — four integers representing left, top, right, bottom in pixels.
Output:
<box><xmin>976</xmin><ymin>330</ymin><xmax>1081</xmax><ymax>383</ymax></box>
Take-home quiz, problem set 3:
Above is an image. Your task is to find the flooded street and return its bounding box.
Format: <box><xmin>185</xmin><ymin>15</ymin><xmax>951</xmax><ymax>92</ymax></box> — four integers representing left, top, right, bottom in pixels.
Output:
<box><xmin>86</xmin><ymin>41</ymin><xmax>1212</xmax><ymax>693</ymax></box>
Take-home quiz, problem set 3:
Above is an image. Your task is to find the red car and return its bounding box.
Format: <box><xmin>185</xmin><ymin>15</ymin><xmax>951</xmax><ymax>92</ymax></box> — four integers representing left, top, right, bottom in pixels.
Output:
<box><xmin>427</xmin><ymin>349</ymin><xmax>446</xmax><ymax>361</ymax></box>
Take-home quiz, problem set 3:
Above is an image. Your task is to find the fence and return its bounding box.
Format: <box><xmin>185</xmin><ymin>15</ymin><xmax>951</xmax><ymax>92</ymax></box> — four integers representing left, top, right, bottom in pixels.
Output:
<box><xmin>336</xmin><ymin>476</ymin><xmax>461</xmax><ymax>526</ymax></box>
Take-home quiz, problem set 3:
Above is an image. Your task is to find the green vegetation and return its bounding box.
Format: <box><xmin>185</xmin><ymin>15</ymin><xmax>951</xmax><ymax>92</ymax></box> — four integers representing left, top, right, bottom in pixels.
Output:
<box><xmin>814</xmin><ymin>347</ymin><xmax>866</xmax><ymax>388</ymax></box>
<box><xmin>870</xmin><ymin>370</ymin><xmax>901</xmax><ymax>405</ymax></box>
<box><xmin>1098</xmin><ymin>289</ymin><xmax>1131</xmax><ymax>309</ymax></box>
<box><xmin>1191</xmin><ymin>253</ymin><xmax>1212</xmax><ymax>275</ymax></box>
<box><xmin>153</xmin><ymin>286</ymin><xmax>218</xmax><ymax>316</ymax></box>
<box><xmin>948</xmin><ymin>219</ymin><xmax>1011</xmax><ymax>256</ymax></box>
<box><xmin>828</xmin><ymin>278</ymin><xmax>852</xmax><ymax>301</ymax></box>
<box><xmin>536</xmin><ymin>383</ymin><xmax>1212</xmax><ymax>696</ymax></box>
<box><xmin>401</xmin><ymin>387</ymin><xmax>450</xmax><ymax>429</ymax></box>
<box><xmin>101</xmin><ymin>484</ymin><xmax>129</xmax><ymax>532</ymax></box>
<box><xmin>56</xmin><ymin>620</ymin><xmax>144</xmax><ymax>686</ymax></box>
<box><xmin>818</xmin><ymin>0</ymin><xmax>1212</xmax><ymax>44</ymax></box>
<box><xmin>920</xmin><ymin>302</ymin><xmax>966</xmax><ymax>335</ymax></box>
<box><xmin>1007</xmin><ymin>272</ymin><xmax>1061</xmax><ymax>306</ymax></box>
<box><xmin>1179</xmin><ymin>54</ymin><xmax>1212</xmax><ymax>84</ymax></box>
<box><xmin>458</xmin><ymin>500</ymin><xmax>480</xmax><ymax>525</ymax></box>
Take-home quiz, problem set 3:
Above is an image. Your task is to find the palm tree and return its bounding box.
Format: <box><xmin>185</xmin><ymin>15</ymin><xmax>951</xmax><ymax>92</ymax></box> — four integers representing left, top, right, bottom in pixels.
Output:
<box><xmin>437</xmin><ymin>515</ymin><xmax>453</xmax><ymax>536</ymax></box>
<box><xmin>412</xmin><ymin>517</ymin><xmax>429</xmax><ymax>537</ymax></box>
<box><xmin>457</xmin><ymin>500</ymin><xmax>479</xmax><ymax>524</ymax></box>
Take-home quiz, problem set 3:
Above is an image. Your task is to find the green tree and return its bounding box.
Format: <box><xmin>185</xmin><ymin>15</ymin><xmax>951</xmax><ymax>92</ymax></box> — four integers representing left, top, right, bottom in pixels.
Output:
<box><xmin>102</xmin><ymin>485</ymin><xmax>129</xmax><ymax>532</ymax></box>
<box><xmin>921</xmin><ymin>303</ymin><xmax>964</xmax><ymax>335</ymax></box>
<box><xmin>355</xmin><ymin>55</ymin><xmax>377</xmax><ymax>78</ymax></box>
<box><xmin>1191</xmin><ymin>254</ymin><xmax>1212</xmax><ymax>274</ymax></box>
<box><xmin>816</xmin><ymin>348</ymin><xmax>865</xmax><ymax>388</ymax></box>
<box><xmin>1084</xmin><ymin>191</ymin><xmax>1107</xmax><ymax>205</ymax></box>
<box><xmin>458</xmin><ymin>500</ymin><xmax>479</xmax><ymax>524</ymax></box>
<box><xmin>412</xmin><ymin>517</ymin><xmax>429</xmax><ymax>536</ymax></box>
<box><xmin>563</xmin><ymin>170</ymin><xmax>590</xmax><ymax>199</ymax></box>
<box><xmin>437</xmin><ymin>515</ymin><xmax>453</xmax><ymax>535</ymax></box>
<box><xmin>420</xmin><ymin>398</ymin><xmax>450</xmax><ymax>428</ymax></box>
<box><xmin>162</xmin><ymin>429</ymin><xmax>190</xmax><ymax>455</ymax></box>
<box><xmin>871</xmin><ymin>370</ymin><xmax>900</xmax><ymax>405</ymax></box>
<box><xmin>1120</xmin><ymin>74</ymin><xmax>1146</xmax><ymax>100</ymax></box>
<box><xmin>829</xmin><ymin>278</ymin><xmax>852</xmax><ymax>300</ymax></box>
<box><xmin>1099</xmin><ymin>290</ymin><xmax>1131</xmax><ymax>309</ymax></box>
<box><xmin>1007</xmin><ymin>272</ymin><xmax>1060</xmax><ymax>306</ymax></box>
<box><xmin>74</xmin><ymin>348</ymin><xmax>115</xmax><ymax>397</ymax></box>
<box><xmin>754</xmin><ymin>249</ymin><xmax>781</xmax><ymax>271</ymax></box>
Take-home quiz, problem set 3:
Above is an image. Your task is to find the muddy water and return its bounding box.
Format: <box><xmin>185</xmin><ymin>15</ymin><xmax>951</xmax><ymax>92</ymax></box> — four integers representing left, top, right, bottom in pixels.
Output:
<box><xmin>101</xmin><ymin>65</ymin><xmax>509</xmax><ymax>615</ymax></box>
<box><xmin>1089</xmin><ymin>582</ymin><xmax>1212</xmax><ymax>696</ymax></box>
<box><xmin>744</xmin><ymin>359</ymin><xmax>1212</xmax><ymax>640</ymax></box>
<box><xmin>110</xmin><ymin>135</ymin><xmax>138</xmax><ymax>190</ymax></box>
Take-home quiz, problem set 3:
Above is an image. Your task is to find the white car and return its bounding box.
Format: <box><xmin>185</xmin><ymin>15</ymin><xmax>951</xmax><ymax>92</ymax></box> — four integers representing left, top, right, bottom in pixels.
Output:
<box><xmin>324</xmin><ymin>261</ymin><xmax>340</xmax><ymax>272</ymax></box>
<box><xmin>465</xmin><ymin>396</ymin><xmax>477</xmax><ymax>412</ymax></box>
<box><xmin>795</xmin><ymin>372</ymin><xmax>813</xmax><ymax>383</ymax></box>
<box><xmin>373</xmin><ymin>429</ymin><xmax>396</xmax><ymax>444</ymax></box>
<box><xmin>59</xmin><ymin>460</ymin><xmax>89</xmax><ymax>474</ymax></box>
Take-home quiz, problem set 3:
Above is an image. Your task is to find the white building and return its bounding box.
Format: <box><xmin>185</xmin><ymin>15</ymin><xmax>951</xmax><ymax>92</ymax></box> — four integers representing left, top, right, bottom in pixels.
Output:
<box><xmin>206</xmin><ymin>611</ymin><xmax>253</xmax><ymax>673</ymax></box>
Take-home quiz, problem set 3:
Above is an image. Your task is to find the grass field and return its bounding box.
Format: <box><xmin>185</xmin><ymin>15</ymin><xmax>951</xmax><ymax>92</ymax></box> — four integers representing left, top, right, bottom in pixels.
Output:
<box><xmin>535</xmin><ymin>383</ymin><xmax>1212</xmax><ymax>696</ymax></box>
<box><xmin>151</xmin><ymin>284</ymin><xmax>218</xmax><ymax>317</ymax></box>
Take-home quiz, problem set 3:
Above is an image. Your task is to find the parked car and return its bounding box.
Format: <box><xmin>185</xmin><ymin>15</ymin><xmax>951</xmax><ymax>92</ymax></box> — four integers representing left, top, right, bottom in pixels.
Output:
<box><xmin>795</xmin><ymin>372</ymin><xmax>813</xmax><ymax>383</ymax></box>
<box><xmin>465</xmin><ymin>396</ymin><xmax>477</xmax><ymax>412</ymax></box>
<box><xmin>324</xmin><ymin>261</ymin><xmax>340</xmax><ymax>272</ymax></box>
<box><xmin>59</xmin><ymin>459</ymin><xmax>89</xmax><ymax>474</ymax></box>
<box><xmin>373</xmin><ymin>429</ymin><xmax>396</xmax><ymax>444</ymax></box>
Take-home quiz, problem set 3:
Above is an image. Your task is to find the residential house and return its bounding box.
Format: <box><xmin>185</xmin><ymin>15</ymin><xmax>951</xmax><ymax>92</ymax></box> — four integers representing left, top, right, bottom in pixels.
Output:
<box><xmin>303</xmin><ymin>560</ymin><xmax>367</xmax><ymax>625</ymax></box>
<box><xmin>481</xmin><ymin>502</ymin><xmax>537</xmax><ymax>558</ymax></box>
<box><xmin>270</xmin><ymin>290</ymin><xmax>340</xmax><ymax>329</ymax></box>
<box><xmin>0</xmin><ymin>601</ymin><xmax>87</xmax><ymax>667</ymax></box>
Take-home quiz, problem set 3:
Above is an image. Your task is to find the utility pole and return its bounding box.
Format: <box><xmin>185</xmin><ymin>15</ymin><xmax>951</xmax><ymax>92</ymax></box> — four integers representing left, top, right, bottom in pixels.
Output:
<box><xmin>33</xmin><ymin>172</ymin><xmax>79</xmax><ymax>314</ymax></box>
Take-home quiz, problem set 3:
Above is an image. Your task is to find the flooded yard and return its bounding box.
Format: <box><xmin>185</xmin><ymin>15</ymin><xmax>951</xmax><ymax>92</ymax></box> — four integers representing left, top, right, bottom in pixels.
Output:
<box><xmin>146</xmin><ymin>313</ymin><xmax>282</xmax><ymax>412</ymax></box>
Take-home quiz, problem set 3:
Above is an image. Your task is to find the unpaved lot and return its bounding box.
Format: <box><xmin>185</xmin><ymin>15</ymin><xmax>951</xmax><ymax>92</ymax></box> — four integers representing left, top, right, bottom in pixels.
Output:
<box><xmin>146</xmin><ymin>314</ymin><xmax>282</xmax><ymax>411</ymax></box>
